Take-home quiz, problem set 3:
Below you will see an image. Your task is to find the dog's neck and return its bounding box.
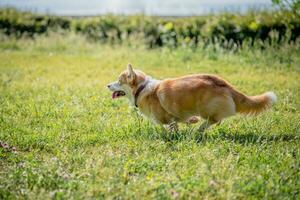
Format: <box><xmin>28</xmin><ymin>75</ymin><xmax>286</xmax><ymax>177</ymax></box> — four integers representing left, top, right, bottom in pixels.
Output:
<box><xmin>132</xmin><ymin>76</ymin><xmax>160</xmax><ymax>107</ymax></box>
<box><xmin>134</xmin><ymin>80</ymin><xmax>150</xmax><ymax>107</ymax></box>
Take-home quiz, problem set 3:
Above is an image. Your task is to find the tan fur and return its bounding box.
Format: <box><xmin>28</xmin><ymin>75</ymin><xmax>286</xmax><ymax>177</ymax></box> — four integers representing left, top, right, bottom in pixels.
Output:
<box><xmin>230</xmin><ymin>89</ymin><xmax>275</xmax><ymax>115</ymax></box>
<box><xmin>108</xmin><ymin>64</ymin><xmax>277</xmax><ymax>131</ymax></box>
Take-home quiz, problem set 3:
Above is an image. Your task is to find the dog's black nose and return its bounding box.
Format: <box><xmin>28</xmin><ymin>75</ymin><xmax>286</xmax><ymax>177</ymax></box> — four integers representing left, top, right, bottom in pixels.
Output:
<box><xmin>107</xmin><ymin>84</ymin><xmax>111</xmax><ymax>88</ymax></box>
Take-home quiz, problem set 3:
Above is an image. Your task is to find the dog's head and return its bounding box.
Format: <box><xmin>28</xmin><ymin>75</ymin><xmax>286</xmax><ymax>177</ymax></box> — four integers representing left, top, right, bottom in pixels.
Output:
<box><xmin>107</xmin><ymin>64</ymin><xmax>147</xmax><ymax>101</ymax></box>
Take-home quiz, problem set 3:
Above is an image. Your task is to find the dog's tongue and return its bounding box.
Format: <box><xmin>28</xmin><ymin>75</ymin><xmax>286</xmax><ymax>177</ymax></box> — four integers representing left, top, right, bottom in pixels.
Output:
<box><xmin>112</xmin><ymin>91</ymin><xmax>118</xmax><ymax>99</ymax></box>
<box><xmin>112</xmin><ymin>91</ymin><xmax>123</xmax><ymax>99</ymax></box>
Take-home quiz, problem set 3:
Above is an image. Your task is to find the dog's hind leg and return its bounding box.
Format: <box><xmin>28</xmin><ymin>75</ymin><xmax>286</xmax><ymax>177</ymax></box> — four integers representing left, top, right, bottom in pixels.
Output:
<box><xmin>198</xmin><ymin>119</ymin><xmax>218</xmax><ymax>132</ymax></box>
<box><xmin>198</xmin><ymin>95</ymin><xmax>235</xmax><ymax>132</ymax></box>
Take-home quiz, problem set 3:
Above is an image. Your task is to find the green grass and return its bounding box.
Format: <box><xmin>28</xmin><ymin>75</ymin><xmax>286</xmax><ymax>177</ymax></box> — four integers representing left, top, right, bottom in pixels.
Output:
<box><xmin>0</xmin><ymin>33</ymin><xmax>299</xmax><ymax>199</ymax></box>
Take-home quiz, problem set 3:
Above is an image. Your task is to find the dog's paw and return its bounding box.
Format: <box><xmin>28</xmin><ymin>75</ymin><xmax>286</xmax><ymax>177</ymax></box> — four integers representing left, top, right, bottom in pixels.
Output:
<box><xmin>186</xmin><ymin>116</ymin><xmax>200</xmax><ymax>124</ymax></box>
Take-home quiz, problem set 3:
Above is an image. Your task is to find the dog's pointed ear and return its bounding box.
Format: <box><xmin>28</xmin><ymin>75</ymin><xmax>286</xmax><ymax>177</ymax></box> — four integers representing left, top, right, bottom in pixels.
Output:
<box><xmin>127</xmin><ymin>63</ymin><xmax>135</xmax><ymax>82</ymax></box>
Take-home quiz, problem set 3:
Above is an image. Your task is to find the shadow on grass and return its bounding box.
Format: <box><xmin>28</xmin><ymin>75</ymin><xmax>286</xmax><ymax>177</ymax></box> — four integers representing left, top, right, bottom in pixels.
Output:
<box><xmin>136</xmin><ymin>126</ymin><xmax>299</xmax><ymax>145</ymax></box>
<box><xmin>195</xmin><ymin>130</ymin><xmax>299</xmax><ymax>145</ymax></box>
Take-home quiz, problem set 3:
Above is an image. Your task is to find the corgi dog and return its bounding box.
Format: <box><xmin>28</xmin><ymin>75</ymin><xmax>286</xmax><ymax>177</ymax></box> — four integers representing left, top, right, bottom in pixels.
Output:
<box><xmin>107</xmin><ymin>64</ymin><xmax>277</xmax><ymax>131</ymax></box>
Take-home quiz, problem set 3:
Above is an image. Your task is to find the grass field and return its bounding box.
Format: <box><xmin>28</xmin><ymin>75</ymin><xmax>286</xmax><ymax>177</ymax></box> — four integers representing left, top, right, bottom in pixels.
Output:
<box><xmin>0</xmin><ymin>33</ymin><xmax>299</xmax><ymax>199</ymax></box>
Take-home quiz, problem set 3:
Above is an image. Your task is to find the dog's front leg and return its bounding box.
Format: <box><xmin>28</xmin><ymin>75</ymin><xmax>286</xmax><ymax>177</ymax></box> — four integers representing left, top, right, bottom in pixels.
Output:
<box><xmin>165</xmin><ymin>121</ymin><xmax>179</xmax><ymax>133</ymax></box>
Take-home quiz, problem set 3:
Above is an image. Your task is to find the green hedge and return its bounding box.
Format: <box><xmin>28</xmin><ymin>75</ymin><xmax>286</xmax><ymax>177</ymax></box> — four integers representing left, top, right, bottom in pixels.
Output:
<box><xmin>1</xmin><ymin>8</ymin><xmax>299</xmax><ymax>48</ymax></box>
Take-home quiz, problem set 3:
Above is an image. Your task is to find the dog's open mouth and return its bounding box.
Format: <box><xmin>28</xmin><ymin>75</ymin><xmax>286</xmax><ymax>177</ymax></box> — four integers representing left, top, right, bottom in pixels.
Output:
<box><xmin>112</xmin><ymin>91</ymin><xmax>125</xmax><ymax>99</ymax></box>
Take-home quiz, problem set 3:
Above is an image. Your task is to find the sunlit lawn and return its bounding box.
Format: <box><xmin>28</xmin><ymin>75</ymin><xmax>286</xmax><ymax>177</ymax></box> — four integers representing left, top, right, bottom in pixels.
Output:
<box><xmin>0</xmin><ymin>34</ymin><xmax>299</xmax><ymax>199</ymax></box>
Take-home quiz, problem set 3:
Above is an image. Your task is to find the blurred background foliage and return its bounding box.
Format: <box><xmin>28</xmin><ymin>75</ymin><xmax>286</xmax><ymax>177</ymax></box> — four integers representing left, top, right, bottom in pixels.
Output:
<box><xmin>0</xmin><ymin>8</ymin><xmax>299</xmax><ymax>49</ymax></box>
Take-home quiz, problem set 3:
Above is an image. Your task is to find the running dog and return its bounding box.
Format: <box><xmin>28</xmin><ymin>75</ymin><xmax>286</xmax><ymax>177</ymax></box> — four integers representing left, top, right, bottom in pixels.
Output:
<box><xmin>107</xmin><ymin>64</ymin><xmax>277</xmax><ymax>131</ymax></box>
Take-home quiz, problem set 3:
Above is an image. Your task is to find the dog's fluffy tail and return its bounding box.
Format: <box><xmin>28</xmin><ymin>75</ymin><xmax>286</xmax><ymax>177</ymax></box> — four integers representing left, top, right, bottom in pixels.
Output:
<box><xmin>231</xmin><ymin>88</ymin><xmax>277</xmax><ymax>115</ymax></box>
